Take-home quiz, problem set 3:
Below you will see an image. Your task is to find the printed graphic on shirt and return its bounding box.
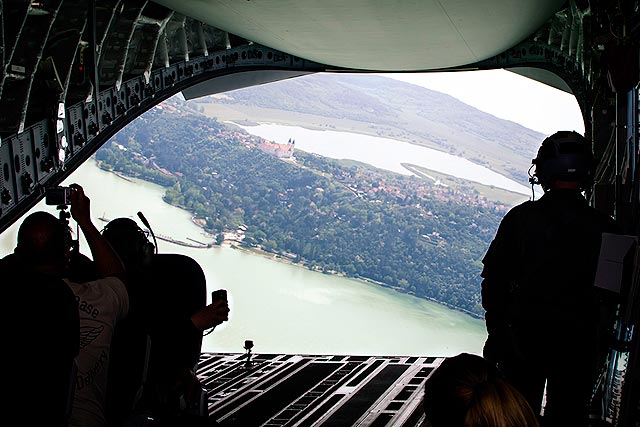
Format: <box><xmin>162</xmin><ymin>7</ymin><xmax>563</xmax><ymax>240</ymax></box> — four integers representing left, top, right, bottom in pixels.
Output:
<box><xmin>75</xmin><ymin>295</ymin><xmax>100</xmax><ymax>319</ymax></box>
<box><xmin>79</xmin><ymin>325</ymin><xmax>104</xmax><ymax>349</ymax></box>
<box><xmin>76</xmin><ymin>349</ymin><xmax>108</xmax><ymax>391</ymax></box>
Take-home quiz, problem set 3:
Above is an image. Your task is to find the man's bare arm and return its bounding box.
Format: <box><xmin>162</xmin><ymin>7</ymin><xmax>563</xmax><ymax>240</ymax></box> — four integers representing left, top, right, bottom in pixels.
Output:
<box><xmin>69</xmin><ymin>184</ymin><xmax>125</xmax><ymax>279</ymax></box>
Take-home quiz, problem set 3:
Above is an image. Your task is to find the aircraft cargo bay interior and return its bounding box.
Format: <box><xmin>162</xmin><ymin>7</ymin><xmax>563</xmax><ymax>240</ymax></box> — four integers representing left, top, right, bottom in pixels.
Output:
<box><xmin>0</xmin><ymin>1</ymin><xmax>638</xmax><ymax>426</ymax></box>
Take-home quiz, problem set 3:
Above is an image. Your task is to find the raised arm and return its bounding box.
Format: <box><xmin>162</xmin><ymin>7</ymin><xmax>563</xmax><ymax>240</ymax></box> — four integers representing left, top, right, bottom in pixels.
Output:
<box><xmin>69</xmin><ymin>184</ymin><xmax>125</xmax><ymax>279</ymax></box>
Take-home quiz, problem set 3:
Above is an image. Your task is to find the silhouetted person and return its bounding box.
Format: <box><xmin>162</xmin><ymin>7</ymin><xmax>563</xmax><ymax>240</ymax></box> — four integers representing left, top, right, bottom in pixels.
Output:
<box><xmin>481</xmin><ymin>131</ymin><xmax>620</xmax><ymax>426</ymax></box>
<box><xmin>101</xmin><ymin>217</ymin><xmax>229</xmax><ymax>426</ymax></box>
<box><xmin>9</xmin><ymin>184</ymin><xmax>129</xmax><ymax>427</ymax></box>
<box><xmin>2</xmin><ymin>252</ymin><xmax>79</xmax><ymax>427</ymax></box>
<box><xmin>423</xmin><ymin>353</ymin><xmax>540</xmax><ymax>427</ymax></box>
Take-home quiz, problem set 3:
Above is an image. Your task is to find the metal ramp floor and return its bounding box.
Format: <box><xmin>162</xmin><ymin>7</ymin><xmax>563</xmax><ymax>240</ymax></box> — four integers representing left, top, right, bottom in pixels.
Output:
<box><xmin>197</xmin><ymin>353</ymin><xmax>442</xmax><ymax>427</ymax></box>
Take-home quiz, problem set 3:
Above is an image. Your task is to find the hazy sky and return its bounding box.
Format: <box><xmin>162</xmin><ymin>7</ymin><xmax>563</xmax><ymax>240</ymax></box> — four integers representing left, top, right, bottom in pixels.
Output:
<box><xmin>381</xmin><ymin>70</ymin><xmax>585</xmax><ymax>136</ymax></box>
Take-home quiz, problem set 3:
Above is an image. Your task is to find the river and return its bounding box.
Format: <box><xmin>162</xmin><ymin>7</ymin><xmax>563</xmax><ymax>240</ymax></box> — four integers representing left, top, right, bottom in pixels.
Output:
<box><xmin>0</xmin><ymin>159</ymin><xmax>487</xmax><ymax>356</ymax></box>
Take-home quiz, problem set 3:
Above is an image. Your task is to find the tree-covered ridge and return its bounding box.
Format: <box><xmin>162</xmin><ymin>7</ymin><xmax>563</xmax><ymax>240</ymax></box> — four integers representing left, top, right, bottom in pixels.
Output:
<box><xmin>97</xmin><ymin>102</ymin><xmax>508</xmax><ymax>317</ymax></box>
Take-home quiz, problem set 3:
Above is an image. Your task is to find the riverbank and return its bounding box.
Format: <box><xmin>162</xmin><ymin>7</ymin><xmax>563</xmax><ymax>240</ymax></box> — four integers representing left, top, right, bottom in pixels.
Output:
<box><xmin>102</xmin><ymin>165</ymin><xmax>485</xmax><ymax>321</ymax></box>
<box><xmin>38</xmin><ymin>157</ymin><xmax>487</xmax><ymax>356</ymax></box>
<box><xmin>225</xmin><ymin>239</ymin><xmax>484</xmax><ymax>320</ymax></box>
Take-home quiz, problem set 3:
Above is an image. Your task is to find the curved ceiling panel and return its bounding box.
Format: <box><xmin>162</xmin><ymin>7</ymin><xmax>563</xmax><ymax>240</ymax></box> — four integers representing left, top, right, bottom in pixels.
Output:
<box><xmin>152</xmin><ymin>0</ymin><xmax>565</xmax><ymax>71</ymax></box>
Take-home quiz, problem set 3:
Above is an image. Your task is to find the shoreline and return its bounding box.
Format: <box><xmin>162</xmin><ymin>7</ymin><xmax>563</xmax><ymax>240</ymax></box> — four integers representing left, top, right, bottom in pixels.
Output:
<box><xmin>102</xmin><ymin>165</ymin><xmax>485</xmax><ymax>321</ymax></box>
<box><xmin>225</xmin><ymin>240</ymin><xmax>484</xmax><ymax>320</ymax></box>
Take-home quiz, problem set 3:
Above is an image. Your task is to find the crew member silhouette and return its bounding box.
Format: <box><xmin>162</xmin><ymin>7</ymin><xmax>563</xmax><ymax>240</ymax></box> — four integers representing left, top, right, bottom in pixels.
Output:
<box><xmin>481</xmin><ymin>131</ymin><xmax>619</xmax><ymax>426</ymax></box>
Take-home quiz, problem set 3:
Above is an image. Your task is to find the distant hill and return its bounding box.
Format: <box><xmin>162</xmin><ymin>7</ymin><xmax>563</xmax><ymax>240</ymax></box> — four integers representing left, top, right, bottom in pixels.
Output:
<box><xmin>193</xmin><ymin>73</ymin><xmax>544</xmax><ymax>186</ymax></box>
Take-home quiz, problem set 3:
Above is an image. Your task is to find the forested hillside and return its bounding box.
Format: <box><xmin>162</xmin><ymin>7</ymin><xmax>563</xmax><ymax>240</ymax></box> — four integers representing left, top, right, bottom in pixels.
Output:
<box><xmin>97</xmin><ymin>100</ymin><xmax>510</xmax><ymax>317</ymax></box>
<box><xmin>194</xmin><ymin>73</ymin><xmax>543</xmax><ymax>185</ymax></box>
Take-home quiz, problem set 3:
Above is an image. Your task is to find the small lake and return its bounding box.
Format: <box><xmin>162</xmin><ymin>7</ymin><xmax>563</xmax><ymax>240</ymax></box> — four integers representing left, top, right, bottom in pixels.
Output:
<box><xmin>234</xmin><ymin>122</ymin><xmax>532</xmax><ymax>195</ymax></box>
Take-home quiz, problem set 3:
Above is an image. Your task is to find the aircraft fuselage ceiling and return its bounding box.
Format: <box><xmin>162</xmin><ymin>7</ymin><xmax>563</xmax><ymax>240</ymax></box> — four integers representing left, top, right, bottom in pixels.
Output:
<box><xmin>0</xmin><ymin>0</ymin><xmax>636</xmax><ymax>233</ymax></box>
<box><xmin>0</xmin><ymin>0</ymin><xmax>637</xmax><ymax>235</ymax></box>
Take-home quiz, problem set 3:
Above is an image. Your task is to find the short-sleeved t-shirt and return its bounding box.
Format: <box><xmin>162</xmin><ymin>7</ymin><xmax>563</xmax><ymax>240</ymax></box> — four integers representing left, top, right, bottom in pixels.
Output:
<box><xmin>66</xmin><ymin>276</ymin><xmax>129</xmax><ymax>427</ymax></box>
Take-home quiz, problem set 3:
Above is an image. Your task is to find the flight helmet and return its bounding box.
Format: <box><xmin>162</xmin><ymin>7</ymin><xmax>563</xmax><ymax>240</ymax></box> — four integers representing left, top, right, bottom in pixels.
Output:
<box><xmin>530</xmin><ymin>130</ymin><xmax>594</xmax><ymax>191</ymax></box>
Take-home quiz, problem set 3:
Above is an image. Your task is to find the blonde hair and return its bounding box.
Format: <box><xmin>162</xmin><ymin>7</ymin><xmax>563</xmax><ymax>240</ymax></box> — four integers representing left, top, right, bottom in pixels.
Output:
<box><xmin>424</xmin><ymin>353</ymin><xmax>539</xmax><ymax>427</ymax></box>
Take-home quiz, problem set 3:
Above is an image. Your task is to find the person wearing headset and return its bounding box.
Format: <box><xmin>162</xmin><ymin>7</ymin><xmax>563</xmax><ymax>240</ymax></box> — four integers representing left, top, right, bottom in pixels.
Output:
<box><xmin>480</xmin><ymin>131</ymin><xmax>620</xmax><ymax>427</ymax></box>
<box><xmin>101</xmin><ymin>217</ymin><xmax>229</xmax><ymax>426</ymax></box>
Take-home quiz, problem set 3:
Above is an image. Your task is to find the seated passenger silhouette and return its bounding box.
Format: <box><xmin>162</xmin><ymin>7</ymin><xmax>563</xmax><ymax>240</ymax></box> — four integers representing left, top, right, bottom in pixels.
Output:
<box><xmin>423</xmin><ymin>353</ymin><xmax>539</xmax><ymax>427</ymax></box>
<box><xmin>481</xmin><ymin>131</ymin><xmax>620</xmax><ymax>426</ymax></box>
<box><xmin>1</xmin><ymin>254</ymin><xmax>79</xmax><ymax>427</ymax></box>
<box><xmin>101</xmin><ymin>217</ymin><xmax>229</xmax><ymax>426</ymax></box>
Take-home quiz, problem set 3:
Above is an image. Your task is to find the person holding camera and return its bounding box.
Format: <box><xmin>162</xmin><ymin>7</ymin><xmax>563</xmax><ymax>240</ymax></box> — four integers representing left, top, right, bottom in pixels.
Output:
<box><xmin>101</xmin><ymin>217</ymin><xmax>229</xmax><ymax>426</ymax></box>
<box><xmin>481</xmin><ymin>131</ymin><xmax>620</xmax><ymax>426</ymax></box>
<box><xmin>9</xmin><ymin>184</ymin><xmax>129</xmax><ymax>427</ymax></box>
